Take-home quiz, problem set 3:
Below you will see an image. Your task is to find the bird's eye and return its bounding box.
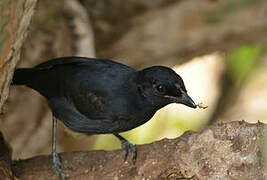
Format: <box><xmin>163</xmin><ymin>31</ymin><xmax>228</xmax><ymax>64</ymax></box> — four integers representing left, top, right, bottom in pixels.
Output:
<box><xmin>156</xmin><ymin>85</ymin><xmax>165</xmax><ymax>93</ymax></box>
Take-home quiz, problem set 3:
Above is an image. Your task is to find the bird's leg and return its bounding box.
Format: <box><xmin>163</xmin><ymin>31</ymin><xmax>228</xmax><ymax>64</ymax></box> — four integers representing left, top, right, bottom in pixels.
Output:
<box><xmin>113</xmin><ymin>133</ymin><xmax>137</xmax><ymax>162</ymax></box>
<box><xmin>52</xmin><ymin>116</ymin><xmax>67</xmax><ymax>180</ymax></box>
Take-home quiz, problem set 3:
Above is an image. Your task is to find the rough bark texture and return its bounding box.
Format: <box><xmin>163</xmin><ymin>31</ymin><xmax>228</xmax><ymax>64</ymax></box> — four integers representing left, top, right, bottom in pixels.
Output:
<box><xmin>0</xmin><ymin>0</ymin><xmax>37</xmax><ymax>113</ymax></box>
<box><xmin>1</xmin><ymin>121</ymin><xmax>263</xmax><ymax>180</ymax></box>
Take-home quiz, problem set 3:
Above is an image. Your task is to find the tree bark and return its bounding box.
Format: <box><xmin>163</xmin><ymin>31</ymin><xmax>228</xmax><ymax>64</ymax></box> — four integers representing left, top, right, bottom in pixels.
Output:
<box><xmin>2</xmin><ymin>121</ymin><xmax>264</xmax><ymax>180</ymax></box>
<box><xmin>0</xmin><ymin>0</ymin><xmax>37</xmax><ymax>113</ymax></box>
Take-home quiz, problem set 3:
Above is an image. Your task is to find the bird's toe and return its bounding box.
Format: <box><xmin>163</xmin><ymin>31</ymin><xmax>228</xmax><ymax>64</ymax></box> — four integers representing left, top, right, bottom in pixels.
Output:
<box><xmin>121</xmin><ymin>140</ymin><xmax>137</xmax><ymax>163</ymax></box>
<box><xmin>52</xmin><ymin>153</ymin><xmax>68</xmax><ymax>180</ymax></box>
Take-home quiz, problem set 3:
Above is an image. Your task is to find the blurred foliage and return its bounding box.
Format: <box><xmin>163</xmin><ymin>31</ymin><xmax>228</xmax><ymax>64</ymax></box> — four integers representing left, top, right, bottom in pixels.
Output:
<box><xmin>226</xmin><ymin>44</ymin><xmax>264</xmax><ymax>86</ymax></box>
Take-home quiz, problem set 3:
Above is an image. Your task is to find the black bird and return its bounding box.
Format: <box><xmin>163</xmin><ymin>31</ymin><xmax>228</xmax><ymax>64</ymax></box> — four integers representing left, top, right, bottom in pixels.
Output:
<box><xmin>12</xmin><ymin>57</ymin><xmax>196</xmax><ymax>179</ymax></box>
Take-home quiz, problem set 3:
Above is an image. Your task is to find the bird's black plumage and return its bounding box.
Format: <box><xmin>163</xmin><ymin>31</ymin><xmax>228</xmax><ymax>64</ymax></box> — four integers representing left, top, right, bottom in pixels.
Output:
<box><xmin>12</xmin><ymin>57</ymin><xmax>196</xmax><ymax>179</ymax></box>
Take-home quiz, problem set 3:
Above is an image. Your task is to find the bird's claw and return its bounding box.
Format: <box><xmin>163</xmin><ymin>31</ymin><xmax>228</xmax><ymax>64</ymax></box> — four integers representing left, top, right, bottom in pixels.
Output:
<box><xmin>53</xmin><ymin>153</ymin><xmax>68</xmax><ymax>180</ymax></box>
<box><xmin>121</xmin><ymin>140</ymin><xmax>137</xmax><ymax>163</ymax></box>
<box><xmin>62</xmin><ymin>163</ymin><xmax>73</xmax><ymax>171</ymax></box>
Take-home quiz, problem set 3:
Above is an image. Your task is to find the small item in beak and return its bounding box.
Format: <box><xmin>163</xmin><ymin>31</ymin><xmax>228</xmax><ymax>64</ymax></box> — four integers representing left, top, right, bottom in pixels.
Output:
<box><xmin>197</xmin><ymin>102</ymin><xmax>208</xmax><ymax>109</ymax></box>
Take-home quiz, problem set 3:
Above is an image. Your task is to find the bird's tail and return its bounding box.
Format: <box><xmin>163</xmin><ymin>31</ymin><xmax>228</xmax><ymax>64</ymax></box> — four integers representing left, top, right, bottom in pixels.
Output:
<box><xmin>12</xmin><ymin>68</ymin><xmax>36</xmax><ymax>85</ymax></box>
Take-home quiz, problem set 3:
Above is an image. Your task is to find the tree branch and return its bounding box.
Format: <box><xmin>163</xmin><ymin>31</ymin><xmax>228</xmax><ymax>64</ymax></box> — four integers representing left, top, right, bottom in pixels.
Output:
<box><xmin>8</xmin><ymin>121</ymin><xmax>266</xmax><ymax>180</ymax></box>
<box><xmin>0</xmin><ymin>0</ymin><xmax>37</xmax><ymax>113</ymax></box>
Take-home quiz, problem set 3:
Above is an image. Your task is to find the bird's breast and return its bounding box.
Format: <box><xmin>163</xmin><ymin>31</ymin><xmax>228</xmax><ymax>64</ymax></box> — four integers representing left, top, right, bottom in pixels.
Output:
<box><xmin>111</xmin><ymin>107</ymin><xmax>156</xmax><ymax>133</ymax></box>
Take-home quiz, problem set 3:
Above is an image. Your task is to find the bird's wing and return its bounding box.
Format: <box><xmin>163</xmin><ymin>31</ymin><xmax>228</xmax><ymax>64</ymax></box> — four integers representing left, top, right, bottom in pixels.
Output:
<box><xmin>49</xmin><ymin>97</ymin><xmax>119</xmax><ymax>134</ymax></box>
<box><xmin>34</xmin><ymin>56</ymin><xmax>130</xmax><ymax>71</ymax></box>
<box><xmin>70</xmin><ymin>89</ymin><xmax>109</xmax><ymax>120</ymax></box>
<box><xmin>34</xmin><ymin>57</ymin><xmax>94</xmax><ymax>70</ymax></box>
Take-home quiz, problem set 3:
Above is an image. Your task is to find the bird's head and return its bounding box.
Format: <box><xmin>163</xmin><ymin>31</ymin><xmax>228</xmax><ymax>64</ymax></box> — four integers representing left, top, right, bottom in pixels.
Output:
<box><xmin>137</xmin><ymin>66</ymin><xmax>196</xmax><ymax>109</ymax></box>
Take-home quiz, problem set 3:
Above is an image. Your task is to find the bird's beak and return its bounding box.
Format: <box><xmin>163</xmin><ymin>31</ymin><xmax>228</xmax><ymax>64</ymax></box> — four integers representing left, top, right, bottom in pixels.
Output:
<box><xmin>173</xmin><ymin>90</ymin><xmax>197</xmax><ymax>108</ymax></box>
<box><xmin>180</xmin><ymin>91</ymin><xmax>197</xmax><ymax>108</ymax></box>
<box><xmin>164</xmin><ymin>88</ymin><xmax>197</xmax><ymax>108</ymax></box>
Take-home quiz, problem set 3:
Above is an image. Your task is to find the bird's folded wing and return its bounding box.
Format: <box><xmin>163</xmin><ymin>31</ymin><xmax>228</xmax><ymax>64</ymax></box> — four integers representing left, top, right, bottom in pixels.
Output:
<box><xmin>49</xmin><ymin>97</ymin><xmax>119</xmax><ymax>134</ymax></box>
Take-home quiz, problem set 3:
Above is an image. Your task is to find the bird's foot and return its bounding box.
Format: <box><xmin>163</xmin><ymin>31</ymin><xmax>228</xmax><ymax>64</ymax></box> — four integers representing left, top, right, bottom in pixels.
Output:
<box><xmin>121</xmin><ymin>139</ymin><xmax>137</xmax><ymax>163</ymax></box>
<box><xmin>52</xmin><ymin>152</ymin><xmax>68</xmax><ymax>180</ymax></box>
